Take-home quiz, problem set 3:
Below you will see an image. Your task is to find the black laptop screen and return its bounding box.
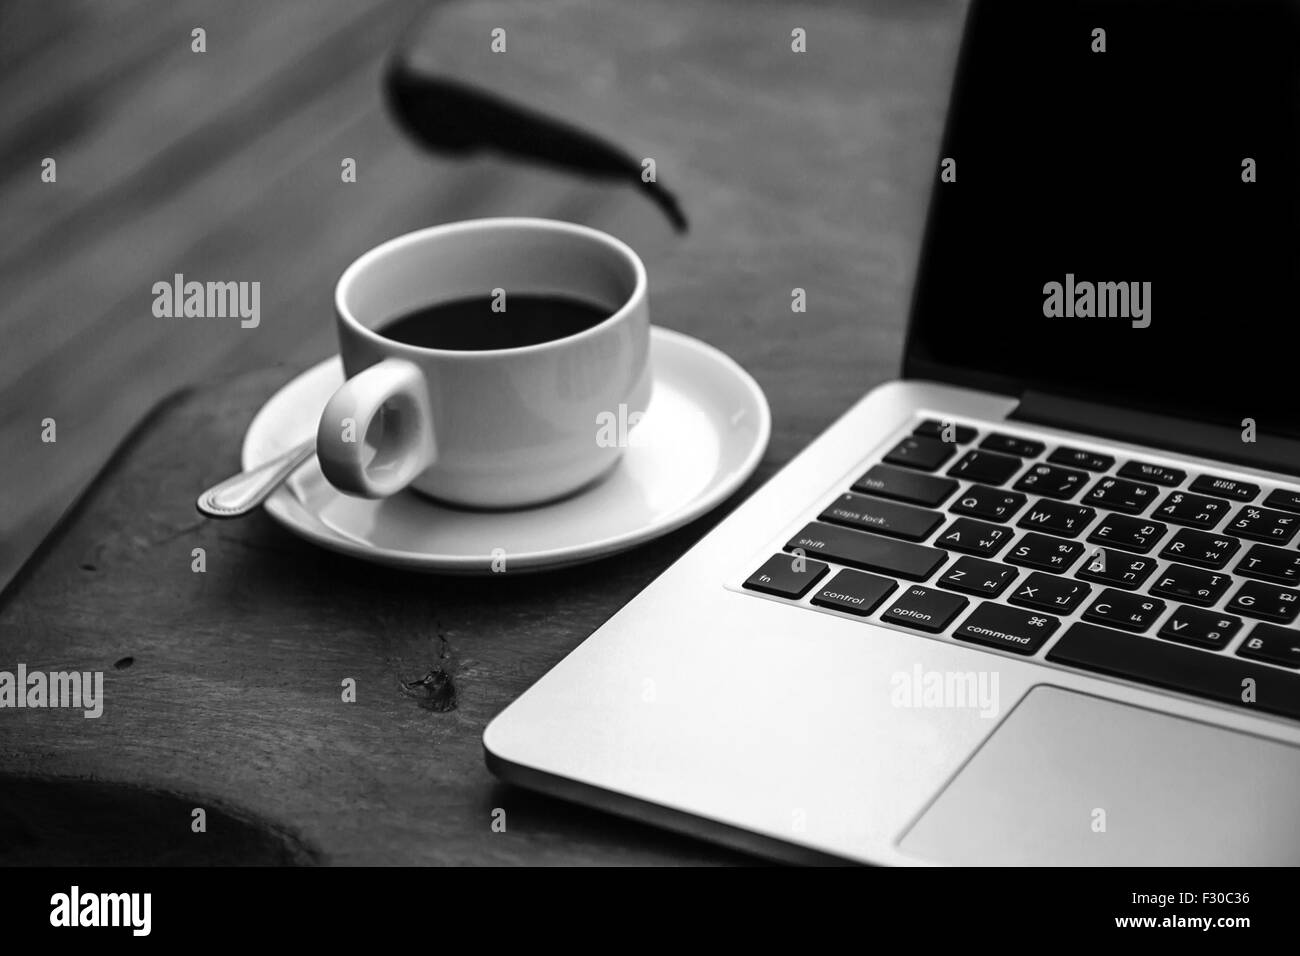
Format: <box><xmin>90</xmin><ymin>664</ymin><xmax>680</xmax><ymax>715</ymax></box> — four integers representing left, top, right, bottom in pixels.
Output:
<box><xmin>904</xmin><ymin>0</ymin><xmax>1300</xmax><ymax>440</ymax></box>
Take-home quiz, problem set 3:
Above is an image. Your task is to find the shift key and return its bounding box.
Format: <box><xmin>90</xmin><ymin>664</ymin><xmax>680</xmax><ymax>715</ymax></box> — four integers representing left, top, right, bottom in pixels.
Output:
<box><xmin>786</xmin><ymin>522</ymin><xmax>948</xmax><ymax>581</ymax></box>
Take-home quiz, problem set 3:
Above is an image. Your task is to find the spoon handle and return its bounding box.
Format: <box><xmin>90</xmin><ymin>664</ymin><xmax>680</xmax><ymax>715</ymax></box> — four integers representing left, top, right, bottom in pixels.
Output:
<box><xmin>196</xmin><ymin>439</ymin><xmax>316</xmax><ymax>518</ymax></box>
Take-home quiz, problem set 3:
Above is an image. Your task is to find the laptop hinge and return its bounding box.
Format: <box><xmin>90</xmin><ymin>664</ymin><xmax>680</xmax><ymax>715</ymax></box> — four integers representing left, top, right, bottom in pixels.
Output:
<box><xmin>1009</xmin><ymin>391</ymin><xmax>1300</xmax><ymax>478</ymax></box>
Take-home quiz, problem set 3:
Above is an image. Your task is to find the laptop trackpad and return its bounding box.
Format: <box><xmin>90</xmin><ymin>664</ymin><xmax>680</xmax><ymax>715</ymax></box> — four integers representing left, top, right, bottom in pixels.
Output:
<box><xmin>900</xmin><ymin>685</ymin><xmax>1300</xmax><ymax>865</ymax></box>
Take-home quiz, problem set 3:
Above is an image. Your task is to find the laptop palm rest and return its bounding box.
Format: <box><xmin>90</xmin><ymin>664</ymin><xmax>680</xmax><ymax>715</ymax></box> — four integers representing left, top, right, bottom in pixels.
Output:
<box><xmin>900</xmin><ymin>685</ymin><xmax>1300</xmax><ymax>865</ymax></box>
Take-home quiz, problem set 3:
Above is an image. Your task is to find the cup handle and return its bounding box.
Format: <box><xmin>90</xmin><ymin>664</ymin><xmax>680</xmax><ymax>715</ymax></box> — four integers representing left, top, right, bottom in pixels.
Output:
<box><xmin>316</xmin><ymin>358</ymin><xmax>436</xmax><ymax>498</ymax></box>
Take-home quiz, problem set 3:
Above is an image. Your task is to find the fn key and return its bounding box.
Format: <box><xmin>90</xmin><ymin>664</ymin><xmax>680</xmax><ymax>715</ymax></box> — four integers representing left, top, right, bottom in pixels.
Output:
<box><xmin>744</xmin><ymin>554</ymin><xmax>828</xmax><ymax>599</ymax></box>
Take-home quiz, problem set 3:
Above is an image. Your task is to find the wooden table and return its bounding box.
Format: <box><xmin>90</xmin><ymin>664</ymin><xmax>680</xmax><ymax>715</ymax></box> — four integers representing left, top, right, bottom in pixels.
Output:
<box><xmin>0</xmin><ymin>0</ymin><xmax>962</xmax><ymax>864</ymax></box>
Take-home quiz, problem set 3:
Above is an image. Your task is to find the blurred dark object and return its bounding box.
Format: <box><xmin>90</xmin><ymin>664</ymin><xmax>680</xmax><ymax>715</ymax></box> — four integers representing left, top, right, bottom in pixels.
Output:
<box><xmin>384</xmin><ymin>55</ymin><xmax>689</xmax><ymax>231</ymax></box>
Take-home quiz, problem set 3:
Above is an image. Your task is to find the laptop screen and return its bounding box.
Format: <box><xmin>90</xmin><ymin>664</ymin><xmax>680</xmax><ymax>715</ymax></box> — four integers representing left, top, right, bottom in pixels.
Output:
<box><xmin>904</xmin><ymin>0</ymin><xmax>1300</xmax><ymax>440</ymax></box>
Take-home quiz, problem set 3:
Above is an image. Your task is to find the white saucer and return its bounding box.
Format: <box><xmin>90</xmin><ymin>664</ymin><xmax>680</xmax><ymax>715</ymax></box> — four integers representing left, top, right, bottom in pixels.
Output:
<box><xmin>242</xmin><ymin>327</ymin><xmax>771</xmax><ymax>573</ymax></box>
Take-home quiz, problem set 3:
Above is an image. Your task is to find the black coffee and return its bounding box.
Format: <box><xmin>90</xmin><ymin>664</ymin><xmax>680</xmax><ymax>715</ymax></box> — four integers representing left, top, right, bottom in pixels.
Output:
<box><xmin>376</xmin><ymin>294</ymin><xmax>610</xmax><ymax>351</ymax></box>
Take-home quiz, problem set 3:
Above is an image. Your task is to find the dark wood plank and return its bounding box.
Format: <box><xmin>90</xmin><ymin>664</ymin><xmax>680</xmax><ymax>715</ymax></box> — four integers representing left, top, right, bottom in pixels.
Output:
<box><xmin>0</xmin><ymin>371</ymin><xmax>758</xmax><ymax>865</ymax></box>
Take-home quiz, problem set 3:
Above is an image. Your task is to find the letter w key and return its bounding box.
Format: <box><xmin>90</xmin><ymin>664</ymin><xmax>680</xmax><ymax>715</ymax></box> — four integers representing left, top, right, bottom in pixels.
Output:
<box><xmin>1015</xmin><ymin>500</ymin><xmax>1097</xmax><ymax>538</ymax></box>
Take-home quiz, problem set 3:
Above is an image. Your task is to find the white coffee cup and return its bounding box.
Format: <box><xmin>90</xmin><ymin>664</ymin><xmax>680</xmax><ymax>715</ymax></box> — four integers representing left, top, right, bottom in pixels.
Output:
<box><xmin>316</xmin><ymin>218</ymin><xmax>651</xmax><ymax>507</ymax></box>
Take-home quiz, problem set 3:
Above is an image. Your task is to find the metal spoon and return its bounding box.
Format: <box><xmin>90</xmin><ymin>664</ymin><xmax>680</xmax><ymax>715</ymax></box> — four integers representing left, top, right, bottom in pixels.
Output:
<box><xmin>196</xmin><ymin>438</ymin><xmax>316</xmax><ymax>518</ymax></box>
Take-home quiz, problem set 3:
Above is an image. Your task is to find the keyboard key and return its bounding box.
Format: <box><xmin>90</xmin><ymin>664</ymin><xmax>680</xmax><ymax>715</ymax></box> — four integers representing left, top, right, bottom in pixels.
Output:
<box><xmin>1158</xmin><ymin>529</ymin><xmax>1241</xmax><ymax>570</ymax></box>
<box><xmin>938</xmin><ymin>556</ymin><xmax>1018</xmax><ymax>597</ymax></box>
<box><xmin>1047</xmin><ymin>622</ymin><xmax>1300</xmax><ymax>721</ymax></box>
<box><xmin>785</xmin><ymin>523</ymin><xmax>948</xmax><ymax>581</ymax></box>
<box><xmin>949</xmin><ymin>484</ymin><xmax>1027</xmax><ymax>523</ymax></box>
<box><xmin>853</xmin><ymin>464</ymin><xmax>958</xmax><ymax>508</ymax></box>
<box><xmin>1117</xmin><ymin>461</ymin><xmax>1186</xmax><ymax>486</ymax></box>
<box><xmin>1262</xmin><ymin>488</ymin><xmax>1300</xmax><ymax>515</ymax></box>
<box><xmin>1158</xmin><ymin>606</ymin><xmax>1243</xmax><ymax>650</ymax></box>
<box><xmin>1009</xmin><ymin>571</ymin><xmax>1092</xmax><ymax>613</ymax></box>
<box><xmin>1236</xmin><ymin>544</ymin><xmax>1300</xmax><ymax>586</ymax></box>
<box><xmin>1189</xmin><ymin>475</ymin><xmax>1259</xmax><ymax>502</ymax></box>
<box><xmin>979</xmin><ymin>433</ymin><xmax>1045</xmax><ymax>458</ymax></box>
<box><xmin>1015</xmin><ymin>499</ymin><xmax>1096</xmax><ymax>538</ymax></box>
<box><xmin>1082</xmin><ymin>476</ymin><xmax>1159</xmax><ymax>514</ymax></box>
<box><xmin>1013</xmin><ymin>463</ymin><xmax>1088</xmax><ymax>500</ymax></box>
<box><xmin>1225</xmin><ymin>580</ymin><xmax>1300</xmax><ymax>624</ymax></box>
<box><xmin>934</xmin><ymin>518</ymin><xmax>1014</xmax><ymax>557</ymax></box>
<box><xmin>1149</xmin><ymin>564</ymin><xmax>1232</xmax><ymax>607</ymax></box>
<box><xmin>953</xmin><ymin>603</ymin><xmax>1060</xmax><ymax>655</ymax></box>
<box><xmin>1076</xmin><ymin>548</ymin><xmax>1158</xmax><ymax>590</ymax></box>
<box><xmin>914</xmin><ymin>419</ymin><xmax>977</xmax><ymax>445</ymax></box>
<box><xmin>810</xmin><ymin>570</ymin><xmax>897</xmax><ymax>616</ymax></box>
<box><xmin>1226</xmin><ymin>505</ymin><xmax>1299</xmax><ymax>544</ymax></box>
<box><xmin>1236</xmin><ymin>624</ymin><xmax>1300</xmax><ymax>669</ymax></box>
<box><xmin>1047</xmin><ymin>447</ymin><xmax>1115</xmax><ymax>471</ymax></box>
<box><xmin>744</xmin><ymin>554</ymin><xmax>829</xmax><ymax>599</ymax></box>
<box><xmin>883</xmin><ymin>435</ymin><xmax>956</xmax><ymax>472</ymax></box>
<box><xmin>819</xmin><ymin>493</ymin><xmax>944</xmax><ymax>541</ymax></box>
<box><xmin>882</xmin><ymin>585</ymin><xmax>968</xmax><ymax>633</ymax></box>
<box><xmin>1083</xmin><ymin>589</ymin><xmax>1166</xmax><ymax>632</ymax></box>
<box><xmin>1087</xmin><ymin>514</ymin><xmax>1168</xmax><ymax>554</ymax></box>
<box><xmin>1006</xmin><ymin>533</ymin><xmax>1086</xmax><ymax>574</ymax></box>
<box><xmin>1153</xmin><ymin>491</ymin><xmax>1231</xmax><ymax>530</ymax></box>
<box><xmin>946</xmin><ymin>449</ymin><xmax>1022</xmax><ymax>486</ymax></box>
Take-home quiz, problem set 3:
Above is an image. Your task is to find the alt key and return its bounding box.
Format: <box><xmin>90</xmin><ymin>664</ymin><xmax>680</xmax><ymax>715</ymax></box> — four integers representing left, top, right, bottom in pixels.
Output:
<box><xmin>883</xmin><ymin>585</ymin><xmax>969</xmax><ymax>633</ymax></box>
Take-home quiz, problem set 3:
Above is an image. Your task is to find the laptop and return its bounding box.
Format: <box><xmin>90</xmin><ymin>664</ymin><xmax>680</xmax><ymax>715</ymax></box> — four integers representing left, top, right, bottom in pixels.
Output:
<box><xmin>483</xmin><ymin>0</ymin><xmax>1300</xmax><ymax>864</ymax></box>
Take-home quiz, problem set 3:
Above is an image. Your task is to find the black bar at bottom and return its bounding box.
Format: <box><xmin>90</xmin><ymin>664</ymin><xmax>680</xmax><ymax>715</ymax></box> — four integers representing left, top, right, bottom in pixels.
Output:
<box><xmin>1047</xmin><ymin>622</ymin><xmax>1300</xmax><ymax>722</ymax></box>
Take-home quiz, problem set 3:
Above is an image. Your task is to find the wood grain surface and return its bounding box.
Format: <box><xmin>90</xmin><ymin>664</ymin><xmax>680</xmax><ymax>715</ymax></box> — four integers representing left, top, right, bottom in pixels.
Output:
<box><xmin>0</xmin><ymin>0</ymin><xmax>962</xmax><ymax>864</ymax></box>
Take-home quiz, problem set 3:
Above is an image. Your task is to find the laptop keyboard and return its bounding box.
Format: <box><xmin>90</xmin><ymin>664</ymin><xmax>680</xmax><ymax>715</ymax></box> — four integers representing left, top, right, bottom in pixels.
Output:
<box><xmin>741</xmin><ymin>418</ymin><xmax>1300</xmax><ymax>722</ymax></box>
